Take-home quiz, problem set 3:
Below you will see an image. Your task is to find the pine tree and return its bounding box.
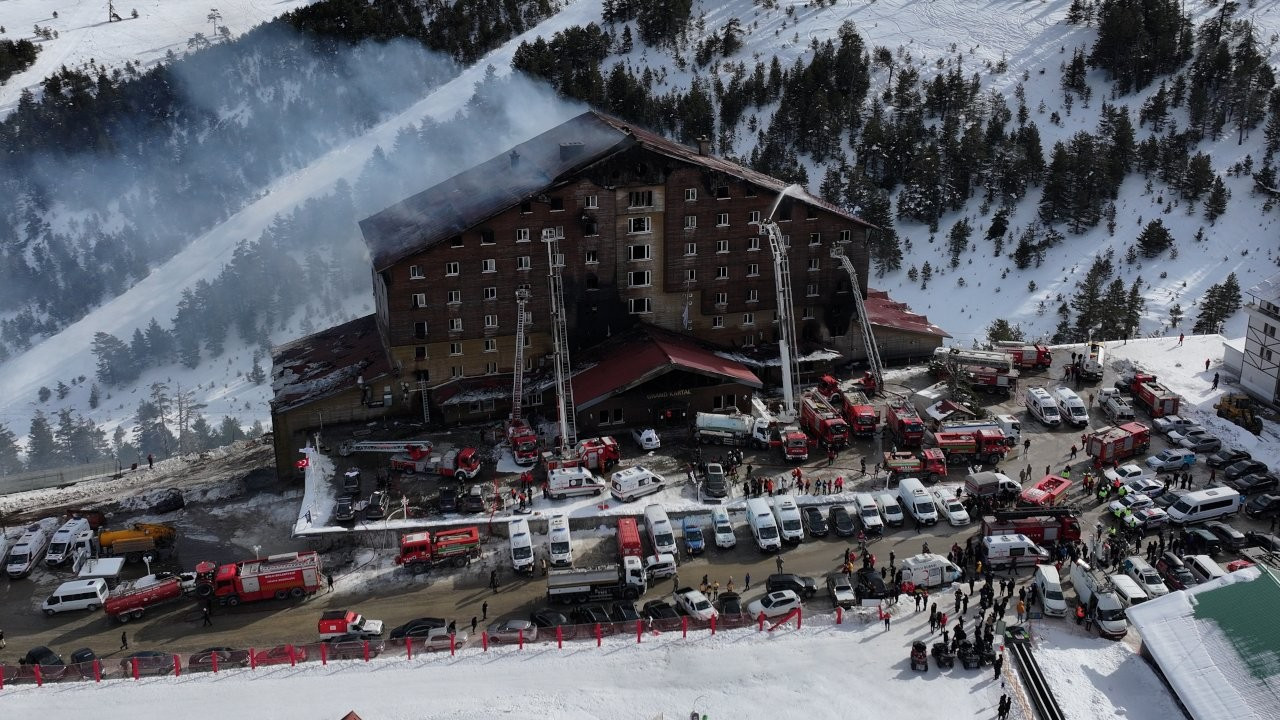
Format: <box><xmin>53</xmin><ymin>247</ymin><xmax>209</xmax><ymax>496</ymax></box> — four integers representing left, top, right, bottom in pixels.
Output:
<box><xmin>947</xmin><ymin>218</ymin><xmax>972</xmax><ymax>268</ymax></box>
<box><xmin>218</xmin><ymin>416</ymin><xmax>246</xmax><ymax>446</ymax></box>
<box><xmin>1193</xmin><ymin>273</ymin><xmax>1242</xmax><ymax>332</ymax></box>
<box><xmin>907</xmin><ymin>265</ymin><xmax>919</xmax><ymax>282</ymax></box>
<box><xmin>130</xmin><ymin>327</ymin><xmax>149</xmax><ymax>367</ymax></box>
<box><xmin>248</xmin><ymin>352</ymin><xmax>267</xmax><ymax>385</ymax></box>
<box><xmin>26</xmin><ymin>410</ymin><xmax>59</xmax><ymax>470</ymax></box>
<box><xmin>1124</xmin><ymin>279</ymin><xmax>1145</xmax><ymax>339</ymax></box>
<box><xmin>38</xmin><ymin>385</ymin><xmax>51</xmax><ymax>403</ymax></box>
<box><xmin>986</xmin><ymin>319</ymin><xmax>1025</xmax><ymax>344</ymax></box>
<box><xmin>56</xmin><ymin>380</ymin><xmax>70</xmax><ymax>399</ymax></box>
<box><xmin>986</xmin><ymin>207</ymin><xmax>1010</xmax><ymax>242</ymax></box>
<box><xmin>920</xmin><ymin>261</ymin><xmax>933</xmax><ymax>289</ymax></box>
<box><xmin>89</xmin><ymin>383</ymin><xmax>101</xmax><ymax>409</ymax></box>
<box><xmin>92</xmin><ymin>331</ymin><xmax>140</xmax><ymax>386</ymax></box>
<box><xmin>144</xmin><ymin>317</ymin><xmax>175</xmax><ymax>364</ymax></box>
<box><xmin>190</xmin><ymin>415</ymin><xmax>216</xmax><ymax>451</ymax></box>
<box><xmin>1137</xmin><ymin>219</ymin><xmax>1174</xmax><ymax>257</ymax></box>
<box><xmin>1204</xmin><ymin>177</ymin><xmax>1229</xmax><ymax>222</ymax></box>
<box><xmin>1098</xmin><ymin>278</ymin><xmax>1128</xmax><ymax>338</ymax></box>
<box><xmin>0</xmin><ymin>422</ymin><xmax>24</xmax><ymax>475</ymax></box>
<box><xmin>1169</xmin><ymin>303</ymin><xmax>1183</xmax><ymax>327</ymax></box>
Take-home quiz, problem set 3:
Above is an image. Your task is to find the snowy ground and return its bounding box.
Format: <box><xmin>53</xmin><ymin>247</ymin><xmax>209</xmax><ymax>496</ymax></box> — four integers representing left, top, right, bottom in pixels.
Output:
<box><xmin>1033</xmin><ymin>621</ymin><xmax>1185</xmax><ymax>719</ymax></box>
<box><xmin>0</xmin><ymin>0</ymin><xmax>319</xmax><ymax>113</ymax></box>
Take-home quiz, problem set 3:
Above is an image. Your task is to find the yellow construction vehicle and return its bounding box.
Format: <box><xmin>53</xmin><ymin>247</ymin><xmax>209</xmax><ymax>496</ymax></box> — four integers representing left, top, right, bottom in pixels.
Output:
<box><xmin>98</xmin><ymin>523</ymin><xmax>178</xmax><ymax>563</ymax></box>
<box><xmin>1215</xmin><ymin>394</ymin><xmax>1264</xmax><ymax>435</ymax></box>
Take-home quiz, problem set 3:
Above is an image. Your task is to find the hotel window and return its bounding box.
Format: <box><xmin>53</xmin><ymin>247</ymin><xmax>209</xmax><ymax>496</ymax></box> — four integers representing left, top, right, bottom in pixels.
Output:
<box><xmin>748</xmin><ymin>236</ymin><xmax>760</xmax><ymax>251</ymax></box>
<box><xmin>629</xmin><ymin>298</ymin><xmax>652</xmax><ymax>314</ymax></box>
<box><xmin>480</xmin><ymin>229</ymin><xmax>495</xmax><ymax>245</ymax></box>
<box><xmin>684</xmin><ymin>188</ymin><xmax>697</xmax><ymax>202</ymax></box>
<box><xmin>449</xmin><ymin>318</ymin><xmax>462</xmax><ymax>332</ymax></box>
<box><xmin>628</xmin><ymin>190</ymin><xmax>654</xmax><ymax>208</ymax></box>
<box><xmin>716</xmin><ymin>266</ymin><xmax>729</xmax><ymax>279</ymax></box>
<box><xmin>411</xmin><ymin>293</ymin><xmax>426</xmax><ymax>308</ymax></box>
<box><xmin>447</xmin><ymin>290</ymin><xmax>461</xmax><ymax>304</ymax></box>
<box><xmin>484</xmin><ymin>339</ymin><xmax>497</xmax><ymax>353</ymax></box>
<box><xmin>485</xmin><ymin>362</ymin><xmax>498</xmax><ymax>375</ymax></box>
<box><xmin>451</xmin><ymin>366</ymin><xmax>463</xmax><ymax>378</ymax></box>
<box><xmin>549</xmin><ymin>197</ymin><xmax>564</xmax><ymax>211</ymax></box>
<box><xmin>685</xmin><ymin>242</ymin><xmax>697</xmax><ymax>256</ymax></box>
<box><xmin>449</xmin><ymin>342</ymin><xmax>462</xmax><ymax>356</ymax></box>
<box><xmin>414</xmin><ymin>346</ymin><xmax>427</xmax><ymax>360</ymax></box>
<box><xmin>483</xmin><ymin>287</ymin><xmax>497</xmax><ymax>301</ymax></box>
<box><xmin>806</xmin><ymin>205</ymin><xmax>818</xmax><ymax>220</ymax></box>
<box><xmin>409</xmin><ymin>265</ymin><xmax>424</xmax><ymax>280</ymax></box>
<box><xmin>714</xmin><ymin>185</ymin><xmax>729</xmax><ymax>199</ymax></box>
<box><xmin>585</xmin><ymin>250</ymin><xmax>599</xmax><ymax>265</ymax></box>
<box><xmin>519</xmin><ymin>201</ymin><xmax>532</xmax><ymax>214</ymax></box>
<box><xmin>482</xmin><ymin>258</ymin><xmax>496</xmax><ymax>273</ymax></box>
<box><xmin>628</xmin><ymin>271</ymin><xmax>652</xmax><ymax>288</ymax></box>
<box><xmin>629</xmin><ymin>244</ymin><xmax>651</xmax><ymax>261</ymax></box>
<box><xmin>684</xmin><ymin>215</ymin><xmax>697</xmax><ymax>229</ymax></box>
<box><xmin>808</xmin><ymin>258</ymin><xmax>820</xmax><ymax>271</ymax></box>
<box><xmin>716</xmin><ymin>239</ymin><xmax>729</xmax><ymax>253</ymax></box>
<box><xmin>450</xmin><ymin>236</ymin><xmax>464</xmax><ymax>248</ymax></box>
<box><xmin>747</xmin><ymin>263</ymin><xmax>759</xmax><ymax>277</ymax></box>
<box><xmin>742</xmin><ymin>313</ymin><xmax>755</xmax><ymax>326</ymax></box>
<box><xmin>712</xmin><ymin>316</ymin><xmax>723</xmax><ymax>329</ymax></box>
<box><xmin>747</xmin><ymin>289</ymin><xmax>759</xmax><ymax>303</ymax></box>
<box><xmin>715</xmin><ymin>292</ymin><xmax>728</xmax><ymax>306</ymax></box>
<box><xmin>716</xmin><ymin>213</ymin><xmax>729</xmax><ymax>227</ymax></box>
<box><xmin>585</xmin><ymin>195</ymin><xmax>598</xmax><ymax>209</ymax></box>
<box><xmin>749</xmin><ymin>210</ymin><xmax>761</xmax><ymax>223</ymax></box>
<box><xmin>809</xmin><ymin>232</ymin><xmax>821</xmax><ymax>246</ymax></box>
<box><xmin>516</xmin><ymin>228</ymin><xmax>530</xmax><ymax>242</ymax></box>
<box><xmin>413</xmin><ymin>322</ymin><xmax>427</xmax><ymax>340</ymax></box>
<box><xmin>685</xmin><ymin>269</ymin><xmax>697</xmax><ymax>282</ymax></box>
<box><xmin>806</xmin><ymin>283</ymin><xmax>819</xmax><ymax>297</ymax></box>
<box><xmin>629</xmin><ymin>216</ymin><xmax>652</xmax><ymax>234</ymax></box>
<box><xmin>445</xmin><ymin>262</ymin><xmax>459</xmax><ymax>276</ymax></box>
<box><xmin>484</xmin><ymin>314</ymin><xmax>498</xmax><ymax>328</ymax></box>
<box><xmin>839</xmin><ymin>230</ymin><xmax>851</xmax><ymax>242</ymax></box>
<box><xmin>517</xmin><ymin>256</ymin><xmax>532</xmax><ymax>270</ymax></box>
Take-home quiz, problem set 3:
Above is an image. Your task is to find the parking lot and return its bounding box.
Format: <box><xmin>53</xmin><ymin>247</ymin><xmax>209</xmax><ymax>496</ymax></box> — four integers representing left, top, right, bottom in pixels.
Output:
<box><xmin>2</xmin><ymin>341</ymin><xmax>1277</xmax><ymax>669</ymax></box>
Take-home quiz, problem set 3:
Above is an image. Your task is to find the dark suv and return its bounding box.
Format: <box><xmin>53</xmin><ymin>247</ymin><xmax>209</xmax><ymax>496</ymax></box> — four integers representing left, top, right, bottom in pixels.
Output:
<box><xmin>765</xmin><ymin>573</ymin><xmax>818</xmax><ymax>599</ymax></box>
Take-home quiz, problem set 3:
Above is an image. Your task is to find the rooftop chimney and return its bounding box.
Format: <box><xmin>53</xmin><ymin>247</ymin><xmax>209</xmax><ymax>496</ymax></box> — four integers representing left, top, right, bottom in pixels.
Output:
<box><xmin>560</xmin><ymin>141</ymin><xmax>585</xmax><ymax>161</ymax></box>
<box><xmin>696</xmin><ymin>136</ymin><xmax>711</xmax><ymax>156</ymax></box>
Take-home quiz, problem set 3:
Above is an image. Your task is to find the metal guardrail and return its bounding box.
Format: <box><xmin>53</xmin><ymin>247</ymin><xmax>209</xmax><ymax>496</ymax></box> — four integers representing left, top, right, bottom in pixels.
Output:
<box><xmin>0</xmin><ymin>461</ymin><xmax>123</xmax><ymax>497</ymax></box>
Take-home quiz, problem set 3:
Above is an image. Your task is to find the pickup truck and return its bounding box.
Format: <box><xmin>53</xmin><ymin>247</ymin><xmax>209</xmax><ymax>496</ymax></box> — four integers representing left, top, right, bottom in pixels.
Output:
<box><xmin>318</xmin><ymin>610</ymin><xmax>385</xmax><ymax>640</ymax></box>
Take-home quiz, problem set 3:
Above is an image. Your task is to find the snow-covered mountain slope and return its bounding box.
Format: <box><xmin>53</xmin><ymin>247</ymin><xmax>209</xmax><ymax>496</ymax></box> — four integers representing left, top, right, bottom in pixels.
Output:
<box><xmin>0</xmin><ymin>0</ymin><xmax>320</xmax><ymax>113</ymax></box>
<box><xmin>0</xmin><ymin>0</ymin><xmax>597</xmax><ymax>442</ymax></box>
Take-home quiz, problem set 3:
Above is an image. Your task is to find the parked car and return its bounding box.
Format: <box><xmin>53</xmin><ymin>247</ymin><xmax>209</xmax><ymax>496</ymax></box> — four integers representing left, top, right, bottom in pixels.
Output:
<box><xmin>188</xmin><ymin>647</ymin><xmax>250</xmax><ymax>671</ymax></box>
<box><xmin>1109</xmin><ymin>493</ymin><xmax>1154</xmax><ymax>518</ymax></box>
<box><xmin>1228</xmin><ymin>473</ymin><xmax>1279</xmax><ymax>495</ymax></box>
<box><xmin>673</xmin><ymin>588</ymin><xmax>718</xmax><ymax>621</ymax></box>
<box><xmin>1155</xmin><ymin>488</ymin><xmax>1188</xmax><ymax>510</ymax></box>
<box><xmin>1155</xmin><ymin>552</ymin><xmax>1197</xmax><ymax>590</ymax></box>
<box><xmin>118</xmin><ymin>650</ymin><xmax>175</xmax><ymax>676</ymax></box>
<box><xmin>1207</xmin><ymin>448</ymin><xmax>1251</xmax><ymax>468</ymax></box>
<box><xmin>1121</xmin><ymin>558</ymin><xmax>1169</xmax><ymax>597</ymax></box>
<box><xmin>765</xmin><ymin>573</ymin><xmax>818</xmax><ymax>599</ymax></box>
<box><xmin>436</xmin><ymin>486</ymin><xmax>458</xmax><ymax>514</ymax></box>
<box><xmin>17</xmin><ymin>646</ymin><xmax>67</xmax><ymax>683</ymax></box>
<box><xmin>462</xmin><ymin>485</ymin><xmax>487</xmax><ymax>513</ymax></box>
<box><xmin>1127</xmin><ymin>507</ymin><xmax>1169</xmax><ymax>530</ymax></box>
<box><xmin>747</xmin><ymin>590</ymin><xmax>802</xmax><ymax>618</ymax></box>
<box><xmin>1146</xmin><ymin>448</ymin><xmax>1197</xmax><ymax>472</ymax></box>
<box><xmin>828</xmin><ymin>505</ymin><xmax>856</xmax><ymax>537</ymax></box>
<box><xmin>702</xmin><ymin>463</ymin><xmax>727</xmax><ymax>499</ymax></box>
<box><xmin>1177</xmin><ymin>432</ymin><xmax>1222</xmax><ymax>453</ymax></box>
<box><xmin>253</xmin><ymin>644</ymin><xmax>307</xmax><ymax>666</ymax></box>
<box><xmin>389</xmin><ymin>617</ymin><xmax>447</xmax><ymax>640</ymax></box>
<box><xmin>855</xmin><ymin>567</ymin><xmax>889</xmax><ymax>600</ymax></box>
<box><xmin>1243</xmin><ymin>531</ymin><xmax>1280</xmax><ymax>552</ymax></box>
<box><xmin>364</xmin><ymin>491</ymin><xmax>389</xmax><ymax>520</ymax></box>
<box><xmin>826</xmin><ymin>573</ymin><xmax>856</xmax><ymax>609</ymax></box>
<box><xmin>1104</xmin><ymin>463</ymin><xmax>1148</xmax><ymax>484</ymax></box>
<box><xmin>571</xmin><ymin>605</ymin><xmax>612</xmax><ymax>625</ymax></box>
<box><xmin>1166</xmin><ymin>426</ymin><xmax>1209</xmax><ymax>447</ymax></box>
<box><xmin>1182</xmin><ymin>527</ymin><xmax>1222</xmax><ymax>556</ymax></box>
<box><xmin>1204</xmin><ymin>521</ymin><xmax>1247</xmax><ymax>551</ymax></box>
<box><xmin>802</xmin><ymin>507</ymin><xmax>829</xmax><ymax>537</ymax></box>
<box><xmin>332</xmin><ymin>498</ymin><xmax>356</xmax><ymax>523</ymax></box>
<box><xmin>487</xmin><ymin>618</ymin><xmax>537</xmax><ymax>643</ymax></box>
<box><xmin>716</xmin><ymin>591</ymin><xmax>744</xmax><ymax>616</ymax></box>
<box><xmin>529</xmin><ymin>609</ymin><xmax>570</xmax><ymax>628</ymax></box>
<box><xmin>642</xmin><ymin>600</ymin><xmax>680</xmax><ymax>620</ymax></box>
<box><xmin>1225</xmin><ymin>459</ymin><xmax>1270</xmax><ymax>481</ymax></box>
<box><xmin>631</xmin><ymin>428</ymin><xmax>661</xmax><ymax>450</ymax></box>
<box><xmin>420</xmin><ymin>628</ymin><xmax>467</xmax><ymax>652</ymax></box>
<box><xmin>342</xmin><ymin>469</ymin><xmax>362</xmax><ymax>494</ymax></box>
<box><xmin>1244</xmin><ymin>493</ymin><xmax>1280</xmax><ymax>519</ymax></box>
<box><xmin>1153</xmin><ymin>415</ymin><xmax>1197</xmax><ymax>434</ymax></box>
<box><xmin>609</xmin><ymin>602</ymin><xmax>640</xmax><ymax>623</ymax></box>
<box><xmin>325</xmin><ymin>633</ymin><xmax>386</xmax><ymax>659</ymax></box>
<box><xmin>1123</xmin><ymin>476</ymin><xmax>1166</xmax><ymax>498</ymax></box>
<box><xmin>929</xmin><ymin>488</ymin><xmax>970</xmax><ymax>526</ymax></box>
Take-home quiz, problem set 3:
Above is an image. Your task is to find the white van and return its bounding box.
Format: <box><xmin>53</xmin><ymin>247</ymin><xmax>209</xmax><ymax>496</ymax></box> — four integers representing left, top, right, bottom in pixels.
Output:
<box><xmin>852</xmin><ymin>493</ymin><xmax>884</xmax><ymax>535</ymax></box>
<box><xmin>1025</xmin><ymin>387</ymin><xmax>1061</xmax><ymax>426</ymax></box>
<box><xmin>6</xmin><ymin>523</ymin><xmax>52</xmax><ymax>579</ymax></box>
<box><xmin>42</xmin><ymin>579</ymin><xmax>109</xmax><ymax>616</ymax></box>
<box><xmin>509</xmin><ymin>518</ymin><xmax>535</xmax><ymax>574</ymax></box>
<box><xmin>643</xmin><ymin>504</ymin><xmax>677</xmax><ymax>557</ymax></box>
<box><xmin>897</xmin><ymin>478</ymin><xmax>938</xmax><ymax>526</ymax></box>
<box><xmin>1166</xmin><ymin>487</ymin><xmax>1241</xmax><ymax>525</ymax></box>
<box><xmin>1069</xmin><ymin>560</ymin><xmax>1127</xmax><ymax>639</ymax></box>
<box><xmin>610</xmin><ymin>466</ymin><xmax>665</xmax><ymax>503</ymax></box>
<box><xmin>875</xmin><ymin>493</ymin><xmax>905</xmax><ymax>527</ymax></box>
<box><xmin>900</xmin><ymin>553</ymin><xmax>962</xmax><ymax>588</ymax></box>
<box><xmin>710</xmin><ymin>507</ymin><xmax>736</xmax><ymax>549</ymax></box>
<box><xmin>547</xmin><ymin>467</ymin><xmax>605</xmax><ymax>499</ymax></box>
<box><xmin>983</xmin><ymin>534</ymin><xmax>1049</xmax><ymax>568</ymax></box>
<box><xmin>769</xmin><ymin>495</ymin><xmax>804</xmax><ymax>544</ymax></box>
<box><xmin>1033</xmin><ymin>565</ymin><xmax>1067</xmax><ymax>617</ymax></box>
<box><xmin>745</xmin><ymin>498</ymin><xmax>782</xmax><ymax>552</ymax></box>
<box><xmin>1184</xmin><ymin>554</ymin><xmax>1226</xmax><ymax>584</ymax></box>
<box><xmin>994</xmin><ymin>414</ymin><xmax>1022</xmax><ymax>446</ymax></box>
<box><xmin>1107</xmin><ymin>574</ymin><xmax>1149</xmax><ymax>607</ymax></box>
<box><xmin>46</xmin><ymin>518</ymin><xmax>93</xmax><ymax>567</ymax></box>
<box><xmin>1052</xmin><ymin>387</ymin><xmax>1090</xmax><ymax>427</ymax></box>
<box><xmin>644</xmin><ymin>553</ymin><xmax>678</xmax><ymax>579</ymax></box>
<box><xmin>547</xmin><ymin>513</ymin><xmax>573</xmax><ymax>567</ymax></box>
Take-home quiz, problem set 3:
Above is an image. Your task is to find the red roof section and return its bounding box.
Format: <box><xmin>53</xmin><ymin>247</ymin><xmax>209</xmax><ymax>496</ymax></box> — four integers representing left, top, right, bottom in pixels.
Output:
<box><xmin>864</xmin><ymin>289</ymin><xmax>951</xmax><ymax>338</ymax></box>
<box><xmin>572</xmin><ymin>329</ymin><xmax>762</xmax><ymax>410</ymax></box>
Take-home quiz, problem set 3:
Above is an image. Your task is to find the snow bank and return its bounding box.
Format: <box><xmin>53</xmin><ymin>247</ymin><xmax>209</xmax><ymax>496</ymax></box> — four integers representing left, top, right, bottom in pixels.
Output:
<box><xmin>1033</xmin><ymin>621</ymin><xmax>1186</xmax><ymax>719</ymax></box>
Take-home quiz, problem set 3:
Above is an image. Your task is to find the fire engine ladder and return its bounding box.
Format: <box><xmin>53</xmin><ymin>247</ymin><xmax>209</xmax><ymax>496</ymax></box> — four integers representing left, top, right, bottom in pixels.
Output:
<box><xmin>417</xmin><ymin>380</ymin><xmax>430</xmax><ymax>424</ymax></box>
<box><xmin>510</xmin><ymin>288</ymin><xmax>531</xmax><ymax>421</ymax></box>
<box><xmin>831</xmin><ymin>243</ymin><xmax>884</xmax><ymax>396</ymax></box>
<box><xmin>992</xmin><ymin>506</ymin><xmax>1082</xmax><ymax>521</ymax></box>
<box><xmin>760</xmin><ymin>219</ymin><xmax>800</xmax><ymax>421</ymax></box>
<box><xmin>338</xmin><ymin>440</ymin><xmax>433</xmax><ymax>456</ymax></box>
<box><xmin>544</xmin><ymin>230</ymin><xmax>577</xmax><ymax>453</ymax></box>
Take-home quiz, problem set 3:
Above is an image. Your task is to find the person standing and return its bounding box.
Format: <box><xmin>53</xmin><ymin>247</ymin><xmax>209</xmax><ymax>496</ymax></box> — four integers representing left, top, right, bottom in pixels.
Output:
<box><xmin>883</xmin><ymin>614</ymin><xmax>891</xmax><ymax>631</ymax></box>
<box><xmin>470</xmin><ymin>616</ymin><xmax>478</xmax><ymax>633</ymax></box>
<box><xmin>489</xmin><ymin>570</ymin><xmax>499</xmax><ymax>594</ymax></box>
<box><xmin>712</xmin><ymin>580</ymin><xmax>720</xmax><ymax>600</ymax></box>
<box><xmin>1205</xmin><ymin>358</ymin><xmax>1211</xmax><ymax>371</ymax></box>
<box><xmin>202</xmin><ymin>605</ymin><xmax>212</xmax><ymax>627</ymax></box>
<box><xmin>998</xmin><ymin>694</ymin><xmax>1012</xmax><ymax>720</ymax></box>
<box><xmin>482</xmin><ymin>601</ymin><xmax>489</xmax><ymax>620</ymax></box>
<box><xmin>745</xmin><ymin>573</ymin><xmax>751</xmax><ymax>590</ymax></box>
<box><xmin>1212</xmin><ymin>372</ymin><xmax>1219</xmax><ymax>390</ymax></box>
<box><xmin>121</xmin><ymin>631</ymin><xmax>129</xmax><ymax>650</ymax></box>
<box><xmin>326</xmin><ymin>573</ymin><xmax>334</xmax><ymax>593</ymax></box>
<box><xmin>147</xmin><ymin>453</ymin><xmax>154</xmax><ymax>470</ymax></box>
<box><xmin>992</xmin><ymin>651</ymin><xmax>1005</xmax><ymax>680</ymax></box>
<box><xmin>1178</xmin><ymin>333</ymin><xmax>1184</xmax><ymax>346</ymax></box>
<box><xmin>776</xmin><ymin>556</ymin><xmax>784</xmax><ymax>574</ymax></box>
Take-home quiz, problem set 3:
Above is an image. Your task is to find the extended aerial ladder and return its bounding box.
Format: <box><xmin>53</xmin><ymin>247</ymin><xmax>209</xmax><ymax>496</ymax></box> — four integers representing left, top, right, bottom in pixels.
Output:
<box><xmin>755</xmin><ymin>208</ymin><xmax>800</xmax><ymax>422</ymax></box>
<box><xmin>830</xmin><ymin>244</ymin><xmax>885</xmax><ymax>396</ymax></box>
<box><xmin>338</xmin><ymin>439</ymin><xmax>433</xmax><ymax>457</ymax></box>
<box><xmin>544</xmin><ymin>229</ymin><xmax>578</xmax><ymax>455</ymax></box>
<box><xmin>510</xmin><ymin>289</ymin><xmax>531</xmax><ymax>421</ymax></box>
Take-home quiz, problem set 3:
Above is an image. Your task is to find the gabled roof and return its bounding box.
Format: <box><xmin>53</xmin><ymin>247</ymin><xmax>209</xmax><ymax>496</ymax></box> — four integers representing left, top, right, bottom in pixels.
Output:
<box><xmin>270</xmin><ymin>314</ymin><xmax>393</xmax><ymax>414</ymax></box>
<box><xmin>571</xmin><ymin>327</ymin><xmax>762</xmax><ymax>411</ymax></box>
<box><xmin>358</xmin><ymin>110</ymin><xmax>872</xmax><ymax>271</ymax></box>
<box><xmin>865</xmin><ymin>289</ymin><xmax>951</xmax><ymax>338</ymax></box>
<box><xmin>1126</xmin><ymin>567</ymin><xmax>1280</xmax><ymax>720</ymax></box>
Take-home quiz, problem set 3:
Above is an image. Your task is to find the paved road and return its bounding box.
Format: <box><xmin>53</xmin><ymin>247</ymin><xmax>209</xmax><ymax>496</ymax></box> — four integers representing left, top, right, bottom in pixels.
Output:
<box><xmin>3</xmin><ymin>347</ymin><xmax>1270</xmax><ymax>662</ymax></box>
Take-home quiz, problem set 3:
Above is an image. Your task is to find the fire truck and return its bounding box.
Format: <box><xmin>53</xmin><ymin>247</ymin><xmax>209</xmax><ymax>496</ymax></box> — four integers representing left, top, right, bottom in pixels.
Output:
<box><xmin>831</xmin><ymin>389</ymin><xmax>877</xmax><ymax>436</ymax></box>
<box><xmin>980</xmin><ymin>506</ymin><xmax>1082</xmax><ymax>544</ymax></box>
<box><xmin>1114</xmin><ymin>371</ymin><xmax>1157</xmax><ymax>394</ymax></box>
<box><xmin>1079</xmin><ymin>341</ymin><xmax>1105</xmax><ymax>380</ymax></box>
<box><xmin>1018</xmin><ymin>475</ymin><xmax>1073</xmax><ymax>507</ymax></box>
<box><xmin>193</xmin><ymin>551</ymin><xmax>323</xmax><ymax>606</ymax></box>
<box><xmin>104</xmin><ymin>573</ymin><xmax>194</xmax><ymax>622</ymax></box>
<box><xmin>962</xmin><ymin>366</ymin><xmax>1020</xmax><ymax>396</ymax></box>
<box><xmin>932</xmin><ymin>429</ymin><xmax>1009</xmax><ymax>466</ymax></box>
<box><xmin>390</xmin><ymin>447</ymin><xmax>482</xmax><ymax>480</ymax></box>
<box><xmin>339</xmin><ymin>439</ymin><xmax>433</xmax><ymax>457</ymax></box>
<box><xmin>506</xmin><ymin>419</ymin><xmax>540</xmax><ymax>466</ymax></box>
<box><xmin>1133</xmin><ymin>380</ymin><xmax>1181</xmax><ymax>418</ymax></box>
<box><xmin>816</xmin><ymin>372</ymin><xmax>876</xmax><ymax>399</ymax></box>
<box><xmin>1085</xmin><ymin>422</ymin><xmax>1152</xmax><ymax>467</ymax></box>
<box><xmin>883</xmin><ymin>449</ymin><xmax>947</xmax><ymax>483</ymax></box>
<box><xmin>506</xmin><ymin>288</ymin><xmax>540</xmax><ymax>465</ymax></box>
<box><xmin>543</xmin><ymin>436</ymin><xmax>621</xmax><ymax>472</ymax></box>
<box><xmin>800</xmin><ymin>392</ymin><xmax>849</xmax><ymax>448</ymax></box>
<box><xmin>780</xmin><ymin>426</ymin><xmax>810</xmax><ymax>461</ymax></box>
<box><xmin>885</xmin><ymin>403</ymin><xmax>926</xmax><ymax>448</ymax></box>
<box><xmin>994</xmin><ymin>342</ymin><xmax>1054</xmax><ymax>370</ymax></box>
<box><xmin>394</xmin><ymin>527</ymin><xmax>481</xmax><ymax>573</ymax></box>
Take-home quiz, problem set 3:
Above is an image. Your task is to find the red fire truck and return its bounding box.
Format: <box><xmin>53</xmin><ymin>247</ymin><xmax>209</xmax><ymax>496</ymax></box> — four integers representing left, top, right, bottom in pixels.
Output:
<box><xmin>394</xmin><ymin>527</ymin><xmax>481</xmax><ymax>573</ymax></box>
<box><xmin>963</xmin><ymin>366</ymin><xmax>1020</xmax><ymax>396</ymax></box>
<box><xmin>1114</xmin><ymin>371</ymin><xmax>1157</xmax><ymax>394</ymax></box>
<box><xmin>800</xmin><ymin>392</ymin><xmax>849</xmax><ymax>448</ymax></box>
<box><xmin>1133</xmin><ymin>380</ymin><xmax>1181</xmax><ymax>418</ymax></box>
<box><xmin>104</xmin><ymin>573</ymin><xmax>193</xmax><ymax>622</ymax></box>
<box><xmin>1018</xmin><ymin>475</ymin><xmax>1073</xmax><ymax>507</ymax></box>
<box><xmin>543</xmin><ymin>437</ymin><xmax>622</xmax><ymax>472</ymax></box>
<box><xmin>781</xmin><ymin>426</ymin><xmax>810</xmax><ymax>461</ymax></box>
<box><xmin>193</xmin><ymin>551</ymin><xmax>323</xmax><ymax>606</ymax></box>
<box><xmin>1085</xmin><ymin>422</ymin><xmax>1152</xmax><ymax>467</ymax></box>
<box><xmin>885</xmin><ymin>403</ymin><xmax>925</xmax><ymax>448</ymax></box>
<box><xmin>833</xmin><ymin>390</ymin><xmax>878</xmax><ymax>436</ymax></box>
<box><xmin>390</xmin><ymin>447</ymin><xmax>482</xmax><ymax>479</ymax></box>
<box><xmin>980</xmin><ymin>507</ymin><xmax>1082</xmax><ymax>544</ymax></box>
<box><xmin>883</xmin><ymin>449</ymin><xmax>947</xmax><ymax>483</ymax></box>
<box><xmin>506</xmin><ymin>419</ymin><xmax>540</xmax><ymax>465</ymax></box>
<box><xmin>617</xmin><ymin>517</ymin><xmax>643</xmax><ymax>560</ymax></box>
<box><xmin>995</xmin><ymin>342</ymin><xmax>1054</xmax><ymax>370</ymax></box>
<box><xmin>933</xmin><ymin>429</ymin><xmax>1010</xmax><ymax>465</ymax></box>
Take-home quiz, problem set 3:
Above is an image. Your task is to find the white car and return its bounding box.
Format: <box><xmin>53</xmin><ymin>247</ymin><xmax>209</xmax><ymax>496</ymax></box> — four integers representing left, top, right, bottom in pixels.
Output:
<box><xmin>1104</xmin><ymin>463</ymin><xmax>1147</xmax><ymax>485</ymax></box>
<box><xmin>1152</xmin><ymin>415</ymin><xmax>1196</xmax><ymax>435</ymax></box>
<box><xmin>1109</xmin><ymin>493</ymin><xmax>1154</xmax><ymax>517</ymax></box>
<box><xmin>929</xmin><ymin>488</ymin><xmax>970</xmax><ymax>526</ymax></box>
<box><xmin>1126</xmin><ymin>507</ymin><xmax>1169</xmax><ymax>530</ymax></box>
<box><xmin>747</xmin><ymin>590</ymin><xmax>802</xmax><ymax>618</ymax></box>
<box><xmin>673</xmin><ymin>588</ymin><xmax>718</xmax><ymax>621</ymax></box>
<box><xmin>1123</xmin><ymin>476</ymin><xmax>1166</xmax><ymax>498</ymax></box>
<box><xmin>421</xmin><ymin>628</ymin><xmax>468</xmax><ymax>651</ymax></box>
<box><xmin>1167</xmin><ymin>426</ymin><xmax>1208</xmax><ymax>446</ymax></box>
<box><xmin>631</xmin><ymin>428</ymin><xmax>661</xmax><ymax>450</ymax></box>
<box><xmin>1123</xmin><ymin>558</ymin><xmax>1170</xmax><ymax>597</ymax></box>
<box><xmin>487</xmin><ymin>619</ymin><xmax>537</xmax><ymax>644</ymax></box>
